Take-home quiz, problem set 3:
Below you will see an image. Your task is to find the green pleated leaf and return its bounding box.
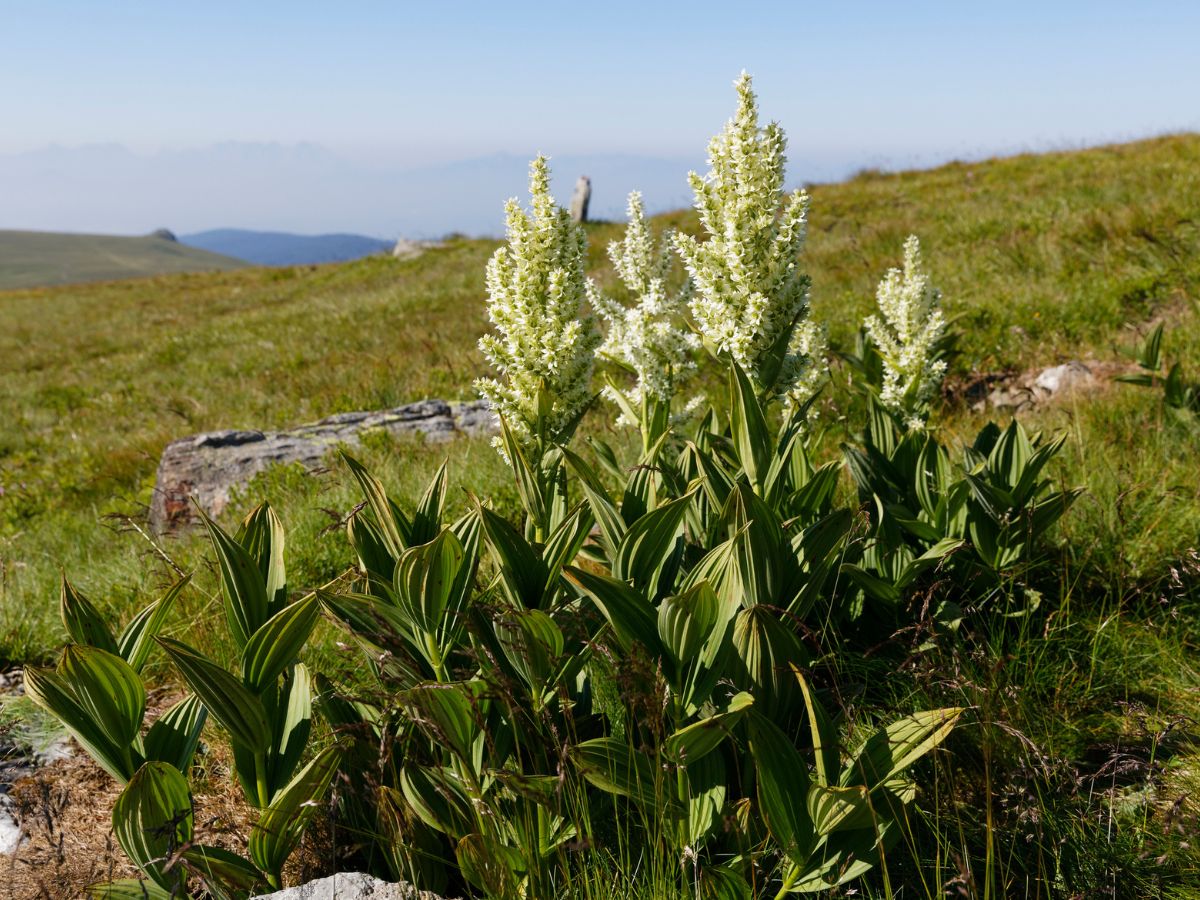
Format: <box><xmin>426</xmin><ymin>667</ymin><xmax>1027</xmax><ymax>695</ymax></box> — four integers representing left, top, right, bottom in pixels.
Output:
<box><xmin>395</xmin><ymin>529</ymin><xmax>464</xmax><ymax>634</ymax></box>
<box><xmin>573</xmin><ymin>737</ymin><xmax>661</xmax><ymax>809</ymax></box>
<box><xmin>347</xmin><ymin>508</ymin><xmax>396</xmax><ymax>586</ymax></box>
<box><xmin>237</xmin><ymin>503</ymin><xmax>288</xmax><ymax>614</ymax></box>
<box><xmin>563</xmin><ymin>446</ymin><xmax>627</xmax><ymax>559</ymax></box>
<box><xmin>456</xmin><ymin>832</ymin><xmax>524</xmax><ymax>898</ymax></box>
<box><xmin>112</xmin><ymin>761</ymin><xmax>193</xmax><ymax>890</ymax></box>
<box><xmin>197</xmin><ymin>506</ymin><xmax>269</xmax><ymax>650</ymax></box>
<box><xmin>342</xmin><ymin>451</ymin><xmax>411</xmax><ymax>558</ymax></box>
<box><xmin>730</xmin><ymin>606</ymin><xmax>806</xmax><ymax>717</ymax></box>
<box><xmin>117</xmin><ymin>575</ymin><xmax>190</xmax><ymax>674</ymax></box>
<box><xmin>843</xmin><ymin>707</ymin><xmax>964</xmax><ymax>792</ymax></box>
<box><xmin>748</xmin><ymin>715</ymin><xmax>814</xmax><ymax>866</ymax></box>
<box><xmin>249</xmin><ymin>745</ymin><xmax>341</xmax><ymax>880</ymax></box>
<box><xmin>479</xmin><ymin>506</ymin><xmax>548</xmax><ymax>609</ymax></box>
<box><xmin>183</xmin><ymin>844</ymin><xmax>265</xmax><ymax>894</ymax></box>
<box><xmin>495</xmin><ymin>607</ymin><xmax>565</xmax><ymax>698</ymax></box>
<box><xmin>58</xmin><ymin>645</ymin><xmax>145</xmax><ymax>754</ymax></box>
<box><xmin>158</xmin><ymin>638</ymin><xmax>270</xmax><ymax>754</ymax></box>
<box><xmin>268</xmin><ymin>663</ymin><xmax>312</xmax><ymax>801</ymax></box>
<box><xmin>729</xmin><ymin>362</ymin><xmax>771</xmax><ymax>492</ymax></box>
<box><xmin>397</xmin><ymin>681</ymin><xmax>484</xmax><ymax>773</ymax></box>
<box><xmin>60</xmin><ymin>577</ymin><xmax>118</xmax><ymax>654</ymax></box>
<box><xmin>143</xmin><ymin>694</ymin><xmax>207</xmax><ymax>773</ymax></box>
<box><xmin>657</xmin><ymin>581</ymin><xmax>721</xmax><ymax>666</ymax></box>
<box><xmin>807</xmin><ymin>783</ymin><xmax>874</xmax><ymax>836</ymax></box>
<box><xmin>240</xmin><ymin>593</ymin><xmax>320</xmax><ymax>694</ymax></box>
<box><xmin>612</xmin><ymin>489</ymin><xmax>695</xmax><ymax>598</ymax></box>
<box><xmin>664</xmin><ymin>692</ymin><xmax>753</xmax><ymax>764</ymax></box>
<box><xmin>86</xmin><ymin>879</ymin><xmax>173</xmax><ymax>899</ymax></box>
<box><xmin>499</xmin><ymin>415</ymin><xmax>546</xmax><ymax>527</ymax></box>
<box><xmin>23</xmin><ymin>665</ymin><xmax>134</xmax><ymax>783</ymax></box>
<box><xmin>794</xmin><ymin>667</ymin><xmax>837</xmax><ymax>789</ymax></box>
<box><xmin>565</xmin><ymin>566</ymin><xmax>662</xmax><ymax>659</ymax></box>
<box><xmin>399</xmin><ymin>765</ymin><xmax>473</xmax><ymax>838</ymax></box>
<box><xmin>411</xmin><ymin>461</ymin><xmax>449</xmax><ymax>546</ymax></box>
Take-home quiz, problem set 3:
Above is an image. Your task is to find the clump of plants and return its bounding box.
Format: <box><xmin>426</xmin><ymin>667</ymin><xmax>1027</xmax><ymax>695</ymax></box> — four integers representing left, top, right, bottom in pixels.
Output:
<box><xmin>23</xmin><ymin>72</ymin><xmax>1084</xmax><ymax>898</ymax></box>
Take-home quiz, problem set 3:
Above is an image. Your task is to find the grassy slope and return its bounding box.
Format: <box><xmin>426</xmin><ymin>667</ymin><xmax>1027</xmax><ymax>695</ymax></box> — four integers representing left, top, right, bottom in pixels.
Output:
<box><xmin>0</xmin><ymin>229</ymin><xmax>246</xmax><ymax>289</ymax></box>
<box><xmin>1</xmin><ymin>133</ymin><xmax>1200</xmax><ymax>893</ymax></box>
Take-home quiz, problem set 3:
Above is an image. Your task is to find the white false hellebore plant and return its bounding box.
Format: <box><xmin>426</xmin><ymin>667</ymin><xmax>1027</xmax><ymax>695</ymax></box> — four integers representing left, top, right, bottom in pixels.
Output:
<box><xmin>864</xmin><ymin>235</ymin><xmax>947</xmax><ymax>429</ymax></box>
<box><xmin>476</xmin><ymin>155</ymin><xmax>600</xmax><ymax>458</ymax></box>
<box><xmin>675</xmin><ymin>72</ymin><xmax>827</xmax><ymax>413</ymax></box>
<box><xmin>588</xmin><ymin>191</ymin><xmax>699</xmax><ymax>451</ymax></box>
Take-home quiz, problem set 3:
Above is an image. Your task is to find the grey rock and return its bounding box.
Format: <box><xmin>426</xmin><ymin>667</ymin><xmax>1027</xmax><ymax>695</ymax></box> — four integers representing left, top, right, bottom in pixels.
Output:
<box><xmin>570</xmin><ymin>175</ymin><xmax>592</xmax><ymax>223</ymax></box>
<box><xmin>392</xmin><ymin>238</ymin><xmax>441</xmax><ymax>259</ymax></box>
<box><xmin>978</xmin><ymin>360</ymin><xmax>1096</xmax><ymax>412</ymax></box>
<box><xmin>1033</xmin><ymin>361</ymin><xmax>1093</xmax><ymax>396</ymax></box>
<box><xmin>149</xmin><ymin>399</ymin><xmax>498</xmax><ymax>534</ymax></box>
<box><xmin>252</xmin><ymin>872</ymin><xmax>455</xmax><ymax>900</ymax></box>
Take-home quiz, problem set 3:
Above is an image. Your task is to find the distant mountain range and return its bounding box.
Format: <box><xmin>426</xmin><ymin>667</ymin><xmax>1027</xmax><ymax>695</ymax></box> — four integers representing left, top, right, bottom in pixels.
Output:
<box><xmin>181</xmin><ymin>229</ymin><xmax>393</xmax><ymax>266</ymax></box>
<box><xmin>0</xmin><ymin>229</ymin><xmax>244</xmax><ymax>290</ymax></box>
<box><xmin>0</xmin><ymin>143</ymin><xmax>716</xmax><ymax>238</ymax></box>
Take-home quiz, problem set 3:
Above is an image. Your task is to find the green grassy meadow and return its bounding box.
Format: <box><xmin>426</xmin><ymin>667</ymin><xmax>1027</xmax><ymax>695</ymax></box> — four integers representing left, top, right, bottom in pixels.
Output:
<box><xmin>0</xmin><ymin>229</ymin><xmax>246</xmax><ymax>289</ymax></box>
<box><xmin>3</xmin><ymin>134</ymin><xmax>1200</xmax><ymax>895</ymax></box>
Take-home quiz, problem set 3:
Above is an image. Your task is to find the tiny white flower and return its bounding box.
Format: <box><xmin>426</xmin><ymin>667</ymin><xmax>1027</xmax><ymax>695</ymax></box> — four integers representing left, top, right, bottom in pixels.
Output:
<box><xmin>674</xmin><ymin>72</ymin><xmax>828</xmax><ymax>415</ymax></box>
<box><xmin>589</xmin><ymin>192</ymin><xmax>698</xmax><ymax>427</ymax></box>
<box><xmin>864</xmin><ymin>235</ymin><xmax>947</xmax><ymax>427</ymax></box>
<box><xmin>476</xmin><ymin>156</ymin><xmax>600</xmax><ymax>456</ymax></box>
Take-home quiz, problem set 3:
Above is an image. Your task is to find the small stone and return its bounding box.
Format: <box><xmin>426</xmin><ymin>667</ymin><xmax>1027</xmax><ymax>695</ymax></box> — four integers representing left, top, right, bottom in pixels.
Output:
<box><xmin>1033</xmin><ymin>361</ymin><xmax>1092</xmax><ymax>396</ymax></box>
<box><xmin>392</xmin><ymin>238</ymin><xmax>441</xmax><ymax>259</ymax></box>
<box><xmin>251</xmin><ymin>872</ymin><xmax>457</xmax><ymax>900</ymax></box>
<box><xmin>570</xmin><ymin>175</ymin><xmax>592</xmax><ymax>224</ymax></box>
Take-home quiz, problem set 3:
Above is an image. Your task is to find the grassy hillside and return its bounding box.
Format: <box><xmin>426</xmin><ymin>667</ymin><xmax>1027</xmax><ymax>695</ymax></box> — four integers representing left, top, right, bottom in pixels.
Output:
<box><xmin>0</xmin><ymin>229</ymin><xmax>245</xmax><ymax>288</ymax></box>
<box><xmin>2</xmin><ymin>134</ymin><xmax>1199</xmax><ymax>662</ymax></box>
<box><xmin>2</xmin><ymin>134</ymin><xmax>1200</xmax><ymax>895</ymax></box>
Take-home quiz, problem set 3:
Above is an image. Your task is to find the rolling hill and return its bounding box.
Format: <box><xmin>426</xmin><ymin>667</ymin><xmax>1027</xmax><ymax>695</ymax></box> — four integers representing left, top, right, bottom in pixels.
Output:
<box><xmin>0</xmin><ymin>228</ymin><xmax>245</xmax><ymax>289</ymax></box>
<box><xmin>180</xmin><ymin>228</ymin><xmax>393</xmax><ymax>265</ymax></box>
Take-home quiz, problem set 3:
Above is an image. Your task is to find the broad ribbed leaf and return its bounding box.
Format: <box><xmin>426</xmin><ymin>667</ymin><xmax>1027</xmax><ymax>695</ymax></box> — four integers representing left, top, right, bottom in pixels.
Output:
<box><xmin>112</xmin><ymin>761</ymin><xmax>193</xmax><ymax>890</ymax></box>
<box><xmin>143</xmin><ymin>694</ymin><xmax>207</xmax><ymax>773</ymax></box>
<box><xmin>843</xmin><ymin>707</ymin><xmax>963</xmax><ymax>791</ymax></box>
<box><xmin>612</xmin><ymin>490</ymin><xmax>695</xmax><ymax>597</ymax></box>
<box><xmin>237</xmin><ymin>504</ymin><xmax>288</xmax><ymax>614</ymax></box>
<box><xmin>731</xmin><ymin>606</ymin><xmax>806</xmax><ymax>717</ymax></box>
<box><xmin>794</xmin><ymin>667</ymin><xmax>837</xmax><ymax>788</ymax></box>
<box><xmin>749</xmin><ymin>715</ymin><xmax>814</xmax><ymax>865</ymax></box>
<box><xmin>395</xmin><ymin>529</ymin><xmax>464</xmax><ymax>634</ymax></box>
<box><xmin>347</xmin><ymin>509</ymin><xmax>396</xmax><ymax>586</ymax></box>
<box><xmin>397</xmin><ymin>681</ymin><xmax>484</xmax><ymax>773</ymax></box>
<box><xmin>573</xmin><ymin>737</ymin><xmax>661</xmax><ymax>809</ymax></box>
<box><xmin>563</xmin><ymin>446</ymin><xmax>626</xmax><ymax>558</ymax></box>
<box><xmin>729</xmin><ymin>362</ymin><xmax>771</xmax><ymax>491</ymax></box>
<box><xmin>664</xmin><ymin>692</ymin><xmax>753</xmax><ymax>764</ymax></box>
<box><xmin>657</xmin><ymin>581</ymin><xmax>721</xmax><ymax>666</ymax></box>
<box><xmin>499</xmin><ymin>416</ymin><xmax>546</xmax><ymax>527</ymax></box>
<box><xmin>86</xmin><ymin>880</ymin><xmax>173</xmax><ymax>899</ymax></box>
<box><xmin>456</xmin><ymin>833</ymin><xmax>523</xmax><ymax>898</ymax></box>
<box><xmin>342</xmin><ymin>451</ymin><xmax>411</xmax><ymax>557</ymax></box>
<box><xmin>411</xmin><ymin>461</ymin><xmax>448</xmax><ymax>545</ymax></box>
<box><xmin>23</xmin><ymin>665</ymin><xmax>133</xmax><ymax>782</ymax></box>
<box><xmin>58</xmin><ymin>645</ymin><xmax>145</xmax><ymax>754</ymax></box>
<box><xmin>268</xmin><ymin>664</ymin><xmax>312</xmax><ymax>800</ymax></box>
<box><xmin>197</xmin><ymin>506</ymin><xmax>269</xmax><ymax>650</ymax></box>
<box><xmin>60</xmin><ymin>577</ymin><xmax>118</xmax><ymax>654</ymax></box>
<box><xmin>183</xmin><ymin>844</ymin><xmax>264</xmax><ymax>893</ymax></box>
<box><xmin>565</xmin><ymin>566</ymin><xmax>662</xmax><ymax>658</ymax></box>
<box><xmin>479</xmin><ymin>506</ymin><xmax>548</xmax><ymax>609</ymax></box>
<box><xmin>249</xmin><ymin>745</ymin><xmax>341</xmax><ymax>879</ymax></box>
<box><xmin>495</xmin><ymin>608</ymin><xmax>564</xmax><ymax>698</ymax></box>
<box><xmin>240</xmin><ymin>593</ymin><xmax>320</xmax><ymax>693</ymax></box>
<box><xmin>399</xmin><ymin>765</ymin><xmax>473</xmax><ymax>837</ymax></box>
<box><xmin>807</xmin><ymin>783</ymin><xmax>874</xmax><ymax>835</ymax></box>
<box><xmin>158</xmin><ymin>638</ymin><xmax>270</xmax><ymax>754</ymax></box>
<box><xmin>117</xmin><ymin>576</ymin><xmax>190</xmax><ymax>674</ymax></box>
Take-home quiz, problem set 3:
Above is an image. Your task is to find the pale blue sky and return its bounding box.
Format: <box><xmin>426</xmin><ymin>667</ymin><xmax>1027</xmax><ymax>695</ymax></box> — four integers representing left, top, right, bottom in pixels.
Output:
<box><xmin>2</xmin><ymin>1</ymin><xmax>1198</xmax><ymax>234</ymax></box>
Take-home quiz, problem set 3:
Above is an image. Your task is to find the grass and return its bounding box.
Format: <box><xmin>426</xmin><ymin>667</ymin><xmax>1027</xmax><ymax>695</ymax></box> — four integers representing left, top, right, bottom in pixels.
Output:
<box><xmin>0</xmin><ymin>229</ymin><xmax>246</xmax><ymax>289</ymax></box>
<box><xmin>2</xmin><ymin>133</ymin><xmax>1200</xmax><ymax>895</ymax></box>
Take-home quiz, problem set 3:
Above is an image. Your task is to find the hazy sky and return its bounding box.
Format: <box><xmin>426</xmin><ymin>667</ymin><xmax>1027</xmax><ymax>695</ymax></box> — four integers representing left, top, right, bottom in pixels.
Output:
<box><xmin>3</xmin><ymin>1</ymin><xmax>1198</xmax><ymax>234</ymax></box>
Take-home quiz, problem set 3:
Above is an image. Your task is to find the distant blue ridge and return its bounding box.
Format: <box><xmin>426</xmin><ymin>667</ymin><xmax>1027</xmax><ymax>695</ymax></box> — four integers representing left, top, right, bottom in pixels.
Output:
<box><xmin>181</xmin><ymin>228</ymin><xmax>393</xmax><ymax>266</ymax></box>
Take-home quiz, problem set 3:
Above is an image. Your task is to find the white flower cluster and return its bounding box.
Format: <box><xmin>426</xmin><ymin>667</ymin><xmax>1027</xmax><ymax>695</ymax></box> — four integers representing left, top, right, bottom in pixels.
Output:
<box><xmin>674</xmin><ymin>72</ymin><xmax>827</xmax><ymax>409</ymax></box>
<box><xmin>588</xmin><ymin>192</ymin><xmax>698</xmax><ymax>425</ymax></box>
<box><xmin>865</xmin><ymin>235</ymin><xmax>947</xmax><ymax>428</ymax></box>
<box><xmin>476</xmin><ymin>156</ymin><xmax>600</xmax><ymax>453</ymax></box>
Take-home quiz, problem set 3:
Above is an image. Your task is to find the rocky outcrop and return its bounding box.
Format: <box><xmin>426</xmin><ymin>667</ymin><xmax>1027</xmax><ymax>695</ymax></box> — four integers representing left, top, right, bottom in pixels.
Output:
<box><xmin>570</xmin><ymin>175</ymin><xmax>592</xmax><ymax>223</ymax></box>
<box><xmin>252</xmin><ymin>873</ymin><xmax>455</xmax><ymax>900</ymax></box>
<box><xmin>392</xmin><ymin>238</ymin><xmax>442</xmax><ymax>259</ymax></box>
<box><xmin>149</xmin><ymin>400</ymin><xmax>497</xmax><ymax>534</ymax></box>
<box><xmin>970</xmin><ymin>359</ymin><xmax>1138</xmax><ymax>412</ymax></box>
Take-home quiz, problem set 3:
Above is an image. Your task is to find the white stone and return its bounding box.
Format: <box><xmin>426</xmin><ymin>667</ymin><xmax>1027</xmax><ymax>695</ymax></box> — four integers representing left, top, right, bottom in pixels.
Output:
<box><xmin>252</xmin><ymin>872</ymin><xmax>454</xmax><ymax>900</ymax></box>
